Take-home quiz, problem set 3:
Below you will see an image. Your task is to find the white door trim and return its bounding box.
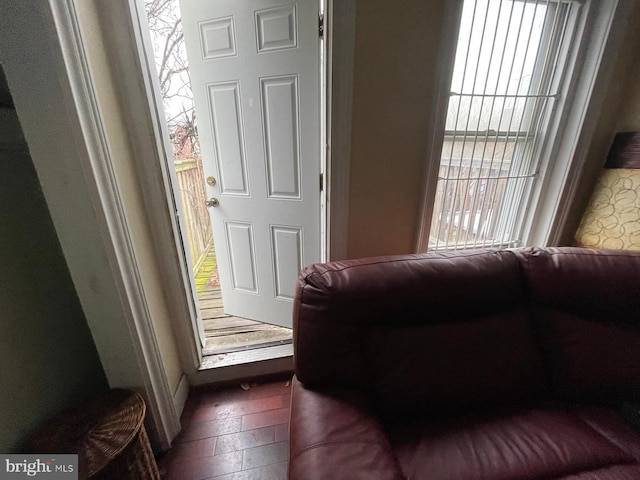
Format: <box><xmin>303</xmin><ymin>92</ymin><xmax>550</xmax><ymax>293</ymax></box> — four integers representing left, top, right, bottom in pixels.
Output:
<box><xmin>50</xmin><ymin>0</ymin><xmax>181</xmax><ymax>449</ymax></box>
<box><xmin>124</xmin><ymin>0</ymin><xmax>206</xmax><ymax>364</ymax></box>
<box><xmin>115</xmin><ymin>0</ymin><xmax>354</xmax><ymax>370</ymax></box>
<box><xmin>2</xmin><ymin>0</ymin><xmax>353</xmax><ymax>450</ymax></box>
<box><xmin>121</xmin><ymin>0</ymin><xmax>355</xmax><ymax>367</ymax></box>
<box><xmin>326</xmin><ymin>0</ymin><xmax>356</xmax><ymax>261</ymax></box>
<box><xmin>527</xmin><ymin>0</ymin><xmax>631</xmax><ymax>246</ymax></box>
<box><xmin>129</xmin><ymin>0</ymin><xmax>356</xmax><ymax>352</ymax></box>
<box><xmin>123</xmin><ymin>0</ymin><xmax>355</xmax><ymax>366</ymax></box>
<box><xmin>33</xmin><ymin>0</ymin><xmax>355</xmax><ymax>433</ymax></box>
<box><xmin>415</xmin><ymin>1</ymin><xmax>465</xmax><ymax>252</ymax></box>
<box><xmin>0</xmin><ymin>0</ymin><xmax>182</xmax><ymax>449</ymax></box>
<box><xmin>415</xmin><ymin>0</ymin><xmax>632</xmax><ymax>251</ymax></box>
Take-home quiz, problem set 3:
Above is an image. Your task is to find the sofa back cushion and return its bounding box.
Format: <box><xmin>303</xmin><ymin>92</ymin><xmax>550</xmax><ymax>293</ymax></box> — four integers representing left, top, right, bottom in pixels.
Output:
<box><xmin>366</xmin><ymin>309</ymin><xmax>546</xmax><ymax>417</ymax></box>
<box><xmin>294</xmin><ymin>249</ymin><xmax>546</xmax><ymax>418</ymax></box>
<box><xmin>517</xmin><ymin>247</ymin><xmax>640</xmax><ymax>404</ymax></box>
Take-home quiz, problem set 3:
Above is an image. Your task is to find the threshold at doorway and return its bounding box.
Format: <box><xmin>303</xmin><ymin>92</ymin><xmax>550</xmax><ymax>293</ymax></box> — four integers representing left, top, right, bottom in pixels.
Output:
<box><xmin>192</xmin><ymin>344</ymin><xmax>293</xmax><ymax>386</ymax></box>
<box><xmin>200</xmin><ymin>288</ymin><xmax>292</xmax><ymax>356</ymax></box>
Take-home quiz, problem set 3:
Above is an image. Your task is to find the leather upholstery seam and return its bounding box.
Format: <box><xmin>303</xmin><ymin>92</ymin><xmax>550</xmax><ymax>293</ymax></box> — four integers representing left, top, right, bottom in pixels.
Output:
<box><xmin>545</xmin><ymin>251</ymin><xmax>640</xmax><ymax>259</ymax></box>
<box><xmin>294</xmin><ymin>283</ymin><xmax>306</xmax><ymax>359</ymax></box>
<box><xmin>574</xmin><ymin>413</ymin><xmax>640</xmax><ymax>462</ymax></box>
<box><xmin>290</xmin><ymin>439</ymin><xmax>390</xmax><ymax>462</ymax></box>
<box><xmin>301</xmin><ymin>249</ymin><xmax>508</xmax><ymax>281</ymax></box>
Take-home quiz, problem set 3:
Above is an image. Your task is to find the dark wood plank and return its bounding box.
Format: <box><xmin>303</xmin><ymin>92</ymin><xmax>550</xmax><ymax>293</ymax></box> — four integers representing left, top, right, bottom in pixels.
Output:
<box><xmin>203</xmin><ymin>333</ymin><xmax>291</xmax><ymax>354</ymax></box>
<box><xmin>205</xmin><ymin>329</ymin><xmax>289</xmax><ymax>339</ymax></box>
<box><xmin>200</xmin><ymin>309</ymin><xmax>231</xmax><ymax>320</ymax></box>
<box><xmin>199</xmin><ymin>299</ymin><xmax>224</xmax><ymax>309</ymax></box>
<box><xmin>198</xmin><ymin>287</ymin><xmax>292</xmax><ymax>355</ymax></box>
<box><xmin>198</xmin><ymin>290</ymin><xmax>223</xmax><ymax>300</ymax></box>
<box><xmin>160</xmin><ymin>381</ymin><xmax>289</xmax><ymax>480</ymax></box>
<box><xmin>202</xmin><ymin>318</ymin><xmax>261</xmax><ymax>329</ymax></box>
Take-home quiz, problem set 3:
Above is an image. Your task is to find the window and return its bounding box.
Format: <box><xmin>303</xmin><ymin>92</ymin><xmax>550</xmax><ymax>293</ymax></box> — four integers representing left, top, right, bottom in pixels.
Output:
<box><xmin>428</xmin><ymin>0</ymin><xmax>582</xmax><ymax>250</ymax></box>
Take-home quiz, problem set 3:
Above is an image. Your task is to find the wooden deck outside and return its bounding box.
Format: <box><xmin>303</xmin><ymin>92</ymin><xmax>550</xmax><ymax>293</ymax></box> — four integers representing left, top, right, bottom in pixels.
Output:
<box><xmin>196</xmin><ymin>246</ymin><xmax>292</xmax><ymax>356</ymax></box>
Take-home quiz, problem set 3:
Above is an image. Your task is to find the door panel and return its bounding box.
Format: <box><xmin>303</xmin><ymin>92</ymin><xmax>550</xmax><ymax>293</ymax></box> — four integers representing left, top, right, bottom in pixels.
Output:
<box><xmin>225</xmin><ymin>221</ymin><xmax>258</xmax><ymax>293</ymax></box>
<box><xmin>180</xmin><ymin>0</ymin><xmax>320</xmax><ymax>327</ymax></box>
<box><xmin>271</xmin><ymin>225</ymin><xmax>303</xmax><ymax>300</ymax></box>
<box><xmin>256</xmin><ymin>5</ymin><xmax>297</xmax><ymax>52</ymax></box>
<box><xmin>207</xmin><ymin>82</ymin><xmax>249</xmax><ymax>195</ymax></box>
<box><xmin>262</xmin><ymin>75</ymin><xmax>301</xmax><ymax>198</ymax></box>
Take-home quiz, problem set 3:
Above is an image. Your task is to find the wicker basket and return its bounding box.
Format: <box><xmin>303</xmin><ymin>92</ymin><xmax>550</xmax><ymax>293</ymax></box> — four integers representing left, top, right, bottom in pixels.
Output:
<box><xmin>25</xmin><ymin>389</ymin><xmax>160</xmax><ymax>480</ymax></box>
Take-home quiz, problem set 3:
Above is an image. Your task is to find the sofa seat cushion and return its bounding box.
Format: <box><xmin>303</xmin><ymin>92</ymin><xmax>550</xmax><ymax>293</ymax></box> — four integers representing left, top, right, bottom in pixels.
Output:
<box><xmin>289</xmin><ymin>377</ymin><xmax>404</xmax><ymax>480</ymax></box>
<box><xmin>385</xmin><ymin>407</ymin><xmax>640</xmax><ymax>480</ymax></box>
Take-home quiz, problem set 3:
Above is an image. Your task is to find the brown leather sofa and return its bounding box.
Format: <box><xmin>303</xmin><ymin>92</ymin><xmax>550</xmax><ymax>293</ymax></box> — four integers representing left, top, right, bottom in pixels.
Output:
<box><xmin>289</xmin><ymin>247</ymin><xmax>640</xmax><ymax>480</ymax></box>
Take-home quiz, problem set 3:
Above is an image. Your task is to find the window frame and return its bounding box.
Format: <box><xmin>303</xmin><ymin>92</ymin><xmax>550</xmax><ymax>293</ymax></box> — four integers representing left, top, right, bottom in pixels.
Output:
<box><xmin>416</xmin><ymin>0</ymin><xmax>633</xmax><ymax>252</ymax></box>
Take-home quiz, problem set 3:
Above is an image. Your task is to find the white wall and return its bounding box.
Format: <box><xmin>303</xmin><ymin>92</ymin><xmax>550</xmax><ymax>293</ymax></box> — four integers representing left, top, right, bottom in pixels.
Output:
<box><xmin>0</xmin><ymin>101</ymin><xmax>108</xmax><ymax>453</ymax></box>
<box><xmin>346</xmin><ymin>0</ymin><xmax>640</xmax><ymax>256</ymax></box>
<box><xmin>347</xmin><ymin>0</ymin><xmax>449</xmax><ymax>257</ymax></box>
<box><xmin>0</xmin><ymin>0</ymin><xmax>182</xmax><ymax>450</ymax></box>
<box><xmin>568</xmin><ymin>2</ymin><xmax>640</xmax><ymax>243</ymax></box>
<box><xmin>74</xmin><ymin>0</ymin><xmax>184</xmax><ymax>404</ymax></box>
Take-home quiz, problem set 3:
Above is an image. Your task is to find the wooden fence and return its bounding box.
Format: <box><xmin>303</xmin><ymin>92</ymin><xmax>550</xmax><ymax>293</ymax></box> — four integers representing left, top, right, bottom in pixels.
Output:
<box><xmin>175</xmin><ymin>158</ymin><xmax>213</xmax><ymax>269</ymax></box>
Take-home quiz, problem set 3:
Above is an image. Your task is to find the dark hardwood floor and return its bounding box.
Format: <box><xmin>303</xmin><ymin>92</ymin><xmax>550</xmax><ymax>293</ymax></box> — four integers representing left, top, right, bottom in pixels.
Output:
<box><xmin>159</xmin><ymin>380</ymin><xmax>291</xmax><ymax>480</ymax></box>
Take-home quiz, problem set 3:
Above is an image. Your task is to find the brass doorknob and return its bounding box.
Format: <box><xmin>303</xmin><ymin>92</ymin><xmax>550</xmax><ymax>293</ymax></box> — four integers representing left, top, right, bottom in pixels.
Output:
<box><xmin>206</xmin><ymin>198</ymin><xmax>220</xmax><ymax>208</ymax></box>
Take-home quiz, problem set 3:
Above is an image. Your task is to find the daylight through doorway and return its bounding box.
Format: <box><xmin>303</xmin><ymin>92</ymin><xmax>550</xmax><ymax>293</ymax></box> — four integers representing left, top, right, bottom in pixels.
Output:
<box><xmin>143</xmin><ymin>0</ymin><xmax>292</xmax><ymax>355</ymax></box>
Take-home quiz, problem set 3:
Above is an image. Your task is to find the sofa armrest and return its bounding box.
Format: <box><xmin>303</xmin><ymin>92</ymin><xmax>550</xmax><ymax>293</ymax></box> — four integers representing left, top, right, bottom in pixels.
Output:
<box><xmin>288</xmin><ymin>376</ymin><xmax>403</xmax><ymax>480</ymax></box>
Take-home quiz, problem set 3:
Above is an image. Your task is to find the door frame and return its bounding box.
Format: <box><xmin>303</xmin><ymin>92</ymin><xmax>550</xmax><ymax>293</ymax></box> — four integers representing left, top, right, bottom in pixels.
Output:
<box><xmin>180</xmin><ymin>0</ymin><xmax>326</xmax><ymax>327</ymax></box>
<box><xmin>11</xmin><ymin>1</ymin><xmax>354</xmax><ymax>449</ymax></box>
<box><xmin>325</xmin><ymin>0</ymin><xmax>356</xmax><ymax>261</ymax></box>
<box><xmin>125</xmin><ymin>0</ymin><xmax>355</xmax><ymax>364</ymax></box>
<box><xmin>414</xmin><ymin>0</ymin><xmax>632</xmax><ymax>252</ymax></box>
<box><xmin>0</xmin><ymin>0</ymin><xmax>184</xmax><ymax>450</ymax></box>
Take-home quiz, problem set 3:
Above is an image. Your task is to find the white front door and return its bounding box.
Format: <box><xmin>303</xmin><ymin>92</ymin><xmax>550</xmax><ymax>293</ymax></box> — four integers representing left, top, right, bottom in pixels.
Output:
<box><xmin>180</xmin><ymin>0</ymin><xmax>321</xmax><ymax>328</ymax></box>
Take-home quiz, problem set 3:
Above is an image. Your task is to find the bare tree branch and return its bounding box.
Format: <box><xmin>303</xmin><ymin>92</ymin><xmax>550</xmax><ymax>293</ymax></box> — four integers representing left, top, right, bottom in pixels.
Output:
<box><xmin>145</xmin><ymin>0</ymin><xmax>199</xmax><ymax>159</ymax></box>
<box><xmin>158</xmin><ymin>20</ymin><xmax>183</xmax><ymax>93</ymax></box>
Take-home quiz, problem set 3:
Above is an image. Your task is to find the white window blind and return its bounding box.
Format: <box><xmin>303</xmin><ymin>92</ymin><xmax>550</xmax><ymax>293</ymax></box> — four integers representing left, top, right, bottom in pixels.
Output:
<box><xmin>429</xmin><ymin>0</ymin><xmax>581</xmax><ymax>250</ymax></box>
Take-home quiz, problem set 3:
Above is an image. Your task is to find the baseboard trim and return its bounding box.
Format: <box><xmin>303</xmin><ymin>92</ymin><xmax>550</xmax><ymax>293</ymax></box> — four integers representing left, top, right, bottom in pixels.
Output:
<box><xmin>172</xmin><ymin>374</ymin><xmax>190</xmax><ymax>420</ymax></box>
